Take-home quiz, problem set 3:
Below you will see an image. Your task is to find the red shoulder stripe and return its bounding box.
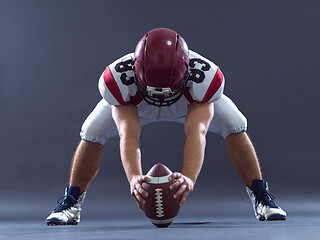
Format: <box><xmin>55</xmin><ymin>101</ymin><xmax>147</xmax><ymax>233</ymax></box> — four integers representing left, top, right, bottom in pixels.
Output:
<box><xmin>129</xmin><ymin>93</ymin><xmax>143</xmax><ymax>105</ymax></box>
<box><xmin>183</xmin><ymin>87</ymin><xmax>194</xmax><ymax>103</ymax></box>
<box><xmin>201</xmin><ymin>67</ymin><xmax>224</xmax><ymax>103</ymax></box>
<box><xmin>103</xmin><ymin>67</ymin><xmax>126</xmax><ymax>105</ymax></box>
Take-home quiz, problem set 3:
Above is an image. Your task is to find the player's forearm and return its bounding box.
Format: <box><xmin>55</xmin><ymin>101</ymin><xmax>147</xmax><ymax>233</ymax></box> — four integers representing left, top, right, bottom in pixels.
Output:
<box><xmin>119</xmin><ymin>133</ymin><xmax>142</xmax><ymax>183</ymax></box>
<box><xmin>182</xmin><ymin>129</ymin><xmax>207</xmax><ymax>184</ymax></box>
<box><xmin>112</xmin><ymin>105</ymin><xmax>142</xmax><ymax>183</ymax></box>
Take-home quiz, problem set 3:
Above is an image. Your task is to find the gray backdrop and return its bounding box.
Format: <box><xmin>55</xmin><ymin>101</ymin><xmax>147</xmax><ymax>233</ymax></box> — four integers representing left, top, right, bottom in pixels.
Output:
<box><xmin>0</xmin><ymin>0</ymin><xmax>319</xmax><ymax>220</ymax></box>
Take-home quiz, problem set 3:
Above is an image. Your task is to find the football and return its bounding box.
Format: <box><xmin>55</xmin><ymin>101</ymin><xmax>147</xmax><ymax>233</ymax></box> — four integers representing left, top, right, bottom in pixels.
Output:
<box><xmin>142</xmin><ymin>163</ymin><xmax>181</xmax><ymax>228</ymax></box>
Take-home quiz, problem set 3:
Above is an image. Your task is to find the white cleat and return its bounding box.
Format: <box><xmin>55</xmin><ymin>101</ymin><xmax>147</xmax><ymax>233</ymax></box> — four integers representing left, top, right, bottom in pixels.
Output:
<box><xmin>46</xmin><ymin>189</ymin><xmax>86</xmax><ymax>225</ymax></box>
<box><xmin>246</xmin><ymin>180</ymin><xmax>286</xmax><ymax>221</ymax></box>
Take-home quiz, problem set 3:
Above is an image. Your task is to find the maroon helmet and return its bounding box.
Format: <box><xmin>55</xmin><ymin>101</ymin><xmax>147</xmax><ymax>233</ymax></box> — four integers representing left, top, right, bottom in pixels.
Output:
<box><xmin>134</xmin><ymin>28</ymin><xmax>189</xmax><ymax>107</ymax></box>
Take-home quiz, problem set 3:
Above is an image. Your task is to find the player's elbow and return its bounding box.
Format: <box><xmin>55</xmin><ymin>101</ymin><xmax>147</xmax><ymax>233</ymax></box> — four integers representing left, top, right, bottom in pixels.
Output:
<box><xmin>119</xmin><ymin>130</ymin><xmax>140</xmax><ymax>150</ymax></box>
<box><xmin>118</xmin><ymin>125</ymin><xmax>140</xmax><ymax>142</ymax></box>
<box><xmin>184</xmin><ymin>102</ymin><xmax>213</xmax><ymax>138</ymax></box>
<box><xmin>115</xmin><ymin>119</ymin><xmax>141</xmax><ymax>141</ymax></box>
<box><xmin>184</xmin><ymin>122</ymin><xmax>209</xmax><ymax>138</ymax></box>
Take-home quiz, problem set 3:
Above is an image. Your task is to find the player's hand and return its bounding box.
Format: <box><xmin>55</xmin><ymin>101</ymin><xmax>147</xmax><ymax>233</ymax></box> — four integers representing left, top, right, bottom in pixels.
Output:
<box><xmin>129</xmin><ymin>175</ymin><xmax>151</xmax><ymax>211</ymax></box>
<box><xmin>169</xmin><ymin>172</ymin><xmax>194</xmax><ymax>206</ymax></box>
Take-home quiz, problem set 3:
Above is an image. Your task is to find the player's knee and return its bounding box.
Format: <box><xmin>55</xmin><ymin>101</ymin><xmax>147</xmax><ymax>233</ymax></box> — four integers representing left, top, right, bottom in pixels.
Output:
<box><xmin>225</xmin><ymin>130</ymin><xmax>246</xmax><ymax>140</ymax></box>
<box><xmin>222</xmin><ymin>113</ymin><xmax>247</xmax><ymax>139</ymax></box>
<box><xmin>80</xmin><ymin>123</ymin><xmax>108</xmax><ymax>145</ymax></box>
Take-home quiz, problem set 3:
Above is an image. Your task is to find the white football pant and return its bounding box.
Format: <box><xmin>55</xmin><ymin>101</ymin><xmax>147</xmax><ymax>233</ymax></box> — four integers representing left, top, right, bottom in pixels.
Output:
<box><xmin>80</xmin><ymin>94</ymin><xmax>247</xmax><ymax>145</ymax></box>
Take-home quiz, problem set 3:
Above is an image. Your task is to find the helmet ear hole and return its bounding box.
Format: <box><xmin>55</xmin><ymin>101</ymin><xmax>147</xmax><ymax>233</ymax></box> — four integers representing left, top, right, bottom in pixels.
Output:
<box><xmin>175</xmin><ymin>35</ymin><xmax>179</xmax><ymax>50</ymax></box>
<box><xmin>144</xmin><ymin>34</ymin><xmax>149</xmax><ymax>44</ymax></box>
<box><xmin>171</xmin><ymin>68</ymin><xmax>176</xmax><ymax>86</ymax></box>
<box><xmin>142</xmin><ymin>66</ymin><xmax>147</xmax><ymax>85</ymax></box>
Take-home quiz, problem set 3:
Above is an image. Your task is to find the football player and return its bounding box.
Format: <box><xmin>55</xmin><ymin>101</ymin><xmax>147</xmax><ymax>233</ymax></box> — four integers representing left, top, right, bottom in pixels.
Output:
<box><xmin>46</xmin><ymin>28</ymin><xmax>286</xmax><ymax>225</ymax></box>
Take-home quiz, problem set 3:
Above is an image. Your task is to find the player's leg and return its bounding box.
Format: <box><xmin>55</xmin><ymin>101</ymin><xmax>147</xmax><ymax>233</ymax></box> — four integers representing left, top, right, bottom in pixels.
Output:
<box><xmin>225</xmin><ymin>132</ymin><xmax>262</xmax><ymax>184</ymax></box>
<box><xmin>226</xmin><ymin>132</ymin><xmax>262</xmax><ymax>185</ymax></box>
<box><xmin>208</xmin><ymin>95</ymin><xmax>260</xmax><ymax>186</ymax></box>
<box><xmin>69</xmin><ymin>140</ymin><xmax>104</xmax><ymax>192</ymax></box>
<box><xmin>209</xmin><ymin>94</ymin><xmax>286</xmax><ymax>221</ymax></box>
<box><xmin>69</xmin><ymin>99</ymin><xmax>119</xmax><ymax>192</ymax></box>
<box><xmin>46</xmin><ymin>99</ymin><xmax>118</xmax><ymax>225</ymax></box>
<box><xmin>225</xmin><ymin>135</ymin><xmax>262</xmax><ymax>186</ymax></box>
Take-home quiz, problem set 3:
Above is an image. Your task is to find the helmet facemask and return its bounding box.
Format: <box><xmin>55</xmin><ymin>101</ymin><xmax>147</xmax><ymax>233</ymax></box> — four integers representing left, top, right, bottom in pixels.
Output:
<box><xmin>134</xmin><ymin>68</ymin><xmax>189</xmax><ymax>107</ymax></box>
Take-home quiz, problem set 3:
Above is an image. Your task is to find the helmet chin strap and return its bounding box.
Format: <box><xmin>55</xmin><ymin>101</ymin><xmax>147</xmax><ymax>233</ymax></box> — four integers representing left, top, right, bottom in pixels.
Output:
<box><xmin>146</xmin><ymin>86</ymin><xmax>173</xmax><ymax>97</ymax></box>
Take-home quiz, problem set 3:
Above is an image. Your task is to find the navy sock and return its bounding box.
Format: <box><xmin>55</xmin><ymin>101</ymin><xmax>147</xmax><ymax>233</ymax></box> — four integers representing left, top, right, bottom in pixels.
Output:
<box><xmin>251</xmin><ymin>179</ymin><xmax>266</xmax><ymax>193</ymax></box>
<box><xmin>67</xmin><ymin>186</ymin><xmax>81</xmax><ymax>201</ymax></box>
<box><xmin>55</xmin><ymin>186</ymin><xmax>81</xmax><ymax>211</ymax></box>
<box><xmin>250</xmin><ymin>179</ymin><xmax>277</xmax><ymax>207</ymax></box>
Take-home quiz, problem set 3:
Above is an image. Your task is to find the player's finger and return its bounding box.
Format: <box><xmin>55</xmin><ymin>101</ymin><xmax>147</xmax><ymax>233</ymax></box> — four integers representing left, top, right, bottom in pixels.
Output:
<box><xmin>134</xmin><ymin>189</ymin><xmax>145</xmax><ymax>205</ymax></box>
<box><xmin>136</xmin><ymin>183</ymin><xmax>149</xmax><ymax>198</ymax></box>
<box><xmin>169</xmin><ymin>172</ymin><xmax>182</xmax><ymax>181</ymax></box>
<box><xmin>138</xmin><ymin>175</ymin><xmax>151</xmax><ymax>183</ymax></box>
<box><xmin>169</xmin><ymin>181</ymin><xmax>179</xmax><ymax>190</ymax></box>
<box><xmin>131</xmin><ymin>192</ymin><xmax>143</xmax><ymax>210</ymax></box>
<box><xmin>142</xmin><ymin>176</ymin><xmax>151</xmax><ymax>182</ymax></box>
<box><xmin>169</xmin><ymin>172</ymin><xmax>180</xmax><ymax>181</ymax></box>
<box><xmin>173</xmin><ymin>183</ymin><xmax>187</xmax><ymax>199</ymax></box>
<box><xmin>137</xmin><ymin>202</ymin><xmax>142</xmax><ymax>211</ymax></box>
<box><xmin>134</xmin><ymin>189</ymin><xmax>144</xmax><ymax>203</ymax></box>
<box><xmin>179</xmin><ymin>189</ymin><xmax>189</xmax><ymax>206</ymax></box>
<box><xmin>169</xmin><ymin>177</ymin><xmax>185</xmax><ymax>190</ymax></box>
<box><xmin>135</xmin><ymin>198</ymin><xmax>142</xmax><ymax>210</ymax></box>
<box><xmin>137</xmin><ymin>176</ymin><xmax>151</xmax><ymax>197</ymax></box>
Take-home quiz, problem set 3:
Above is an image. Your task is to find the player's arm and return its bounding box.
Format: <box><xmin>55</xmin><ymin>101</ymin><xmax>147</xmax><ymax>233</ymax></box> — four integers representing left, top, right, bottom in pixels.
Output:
<box><xmin>112</xmin><ymin>105</ymin><xmax>150</xmax><ymax>210</ymax></box>
<box><xmin>170</xmin><ymin>102</ymin><xmax>214</xmax><ymax>206</ymax></box>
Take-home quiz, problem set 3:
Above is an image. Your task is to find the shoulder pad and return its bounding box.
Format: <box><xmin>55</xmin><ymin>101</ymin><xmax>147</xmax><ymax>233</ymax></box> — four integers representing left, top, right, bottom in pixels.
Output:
<box><xmin>98</xmin><ymin>53</ymin><xmax>143</xmax><ymax>105</ymax></box>
<box><xmin>185</xmin><ymin>50</ymin><xmax>225</xmax><ymax>103</ymax></box>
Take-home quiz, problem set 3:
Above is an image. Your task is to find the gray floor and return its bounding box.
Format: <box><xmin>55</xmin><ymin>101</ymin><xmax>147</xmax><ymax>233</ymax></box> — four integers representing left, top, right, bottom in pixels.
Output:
<box><xmin>1</xmin><ymin>196</ymin><xmax>319</xmax><ymax>240</ymax></box>
<box><xmin>1</xmin><ymin>216</ymin><xmax>320</xmax><ymax>240</ymax></box>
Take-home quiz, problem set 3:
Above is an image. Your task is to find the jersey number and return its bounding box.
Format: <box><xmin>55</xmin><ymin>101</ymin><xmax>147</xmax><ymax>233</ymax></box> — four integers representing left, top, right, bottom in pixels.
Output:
<box><xmin>115</xmin><ymin>60</ymin><xmax>135</xmax><ymax>86</ymax></box>
<box><xmin>189</xmin><ymin>58</ymin><xmax>211</xmax><ymax>83</ymax></box>
<box><xmin>115</xmin><ymin>58</ymin><xmax>211</xmax><ymax>85</ymax></box>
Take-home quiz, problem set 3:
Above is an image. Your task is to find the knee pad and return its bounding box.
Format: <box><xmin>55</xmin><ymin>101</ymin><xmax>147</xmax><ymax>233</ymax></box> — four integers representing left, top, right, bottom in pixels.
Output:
<box><xmin>80</xmin><ymin>99</ymin><xmax>118</xmax><ymax>145</ymax></box>
<box><xmin>209</xmin><ymin>95</ymin><xmax>247</xmax><ymax>138</ymax></box>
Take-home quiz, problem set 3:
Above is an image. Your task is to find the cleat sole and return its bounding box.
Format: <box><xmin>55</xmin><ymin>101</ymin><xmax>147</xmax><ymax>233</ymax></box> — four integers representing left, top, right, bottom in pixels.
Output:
<box><xmin>266</xmin><ymin>214</ymin><xmax>286</xmax><ymax>221</ymax></box>
<box><xmin>47</xmin><ymin>221</ymin><xmax>78</xmax><ymax>226</ymax></box>
<box><xmin>46</xmin><ymin>217</ymin><xmax>78</xmax><ymax>226</ymax></box>
<box><xmin>46</xmin><ymin>222</ymin><xmax>66</xmax><ymax>226</ymax></box>
<box><xmin>67</xmin><ymin>220</ymin><xmax>78</xmax><ymax>225</ymax></box>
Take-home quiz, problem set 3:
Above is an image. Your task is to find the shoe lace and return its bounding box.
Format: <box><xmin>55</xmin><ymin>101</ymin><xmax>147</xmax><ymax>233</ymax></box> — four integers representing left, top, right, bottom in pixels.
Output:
<box><xmin>255</xmin><ymin>190</ymin><xmax>278</xmax><ymax>208</ymax></box>
<box><xmin>54</xmin><ymin>195</ymin><xmax>77</xmax><ymax>212</ymax></box>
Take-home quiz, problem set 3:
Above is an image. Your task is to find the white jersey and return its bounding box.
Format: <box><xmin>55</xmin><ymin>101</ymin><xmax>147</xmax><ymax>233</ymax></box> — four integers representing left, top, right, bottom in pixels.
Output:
<box><xmin>98</xmin><ymin>50</ymin><xmax>225</xmax><ymax>120</ymax></box>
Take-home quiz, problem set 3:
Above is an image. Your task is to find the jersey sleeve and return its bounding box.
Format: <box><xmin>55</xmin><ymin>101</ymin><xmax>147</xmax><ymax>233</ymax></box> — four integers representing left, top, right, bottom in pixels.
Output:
<box><xmin>184</xmin><ymin>50</ymin><xmax>225</xmax><ymax>104</ymax></box>
<box><xmin>98</xmin><ymin>53</ymin><xmax>143</xmax><ymax>106</ymax></box>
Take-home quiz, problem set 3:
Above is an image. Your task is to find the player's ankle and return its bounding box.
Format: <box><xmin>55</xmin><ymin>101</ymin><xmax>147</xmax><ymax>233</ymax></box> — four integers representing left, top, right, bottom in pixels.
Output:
<box><xmin>67</xmin><ymin>186</ymin><xmax>81</xmax><ymax>200</ymax></box>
